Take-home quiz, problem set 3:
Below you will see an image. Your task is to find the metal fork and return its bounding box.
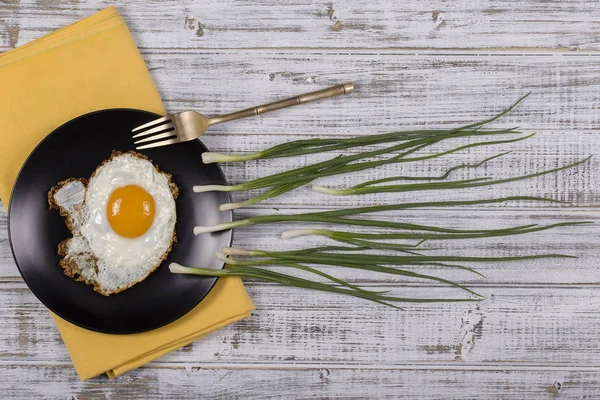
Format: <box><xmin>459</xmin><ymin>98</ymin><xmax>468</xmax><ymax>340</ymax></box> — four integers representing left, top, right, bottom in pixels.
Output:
<box><xmin>132</xmin><ymin>82</ymin><xmax>354</xmax><ymax>150</ymax></box>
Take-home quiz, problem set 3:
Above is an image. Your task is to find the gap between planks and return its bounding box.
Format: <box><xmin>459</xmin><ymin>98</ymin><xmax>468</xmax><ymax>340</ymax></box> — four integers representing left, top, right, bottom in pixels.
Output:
<box><xmin>140</xmin><ymin>48</ymin><xmax>600</xmax><ymax>54</ymax></box>
<box><xmin>2</xmin><ymin>360</ymin><xmax>600</xmax><ymax>373</ymax></box>
<box><xmin>3</xmin><ymin>280</ymin><xmax>600</xmax><ymax>289</ymax></box>
<box><xmin>4</xmin><ymin>47</ymin><xmax>600</xmax><ymax>56</ymax></box>
<box><xmin>137</xmin><ymin>48</ymin><xmax>600</xmax><ymax>57</ymax></box>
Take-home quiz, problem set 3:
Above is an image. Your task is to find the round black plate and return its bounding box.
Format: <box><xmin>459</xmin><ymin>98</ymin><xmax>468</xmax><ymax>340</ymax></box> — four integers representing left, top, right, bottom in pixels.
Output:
<box><xmin>8</xmin><ymin>109</ymin><xmax>232</xmax><ymax>334</ymax></box>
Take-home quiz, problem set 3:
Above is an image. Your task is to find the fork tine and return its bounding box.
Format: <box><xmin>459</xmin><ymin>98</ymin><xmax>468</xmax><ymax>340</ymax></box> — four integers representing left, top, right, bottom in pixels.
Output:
<box><xmin>135</xmin><ymin>137</ymin><xmax>181</xmax><ymax>150</ymax></box>
<box><xmin>132</xmin><ymin>122</ymin><xmax>175</xmax><ymax>139</ymax></box>
<box><xmin>134</xmin><ymin>131</ymin><xmax>178</xmax><ymax>145</ymax></box>
<box><xmin>132</xmin><ymin>116</ymin><xmax>171</xmax><ymax>133</ymax></box>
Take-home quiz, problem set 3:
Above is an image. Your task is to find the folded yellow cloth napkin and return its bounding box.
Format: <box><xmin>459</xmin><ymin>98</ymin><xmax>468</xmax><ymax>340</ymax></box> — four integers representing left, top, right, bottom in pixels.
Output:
<box><xmin>0</xmin><ymin>6</ymin><xmax>254</xmax><ymax>381</ymax></box>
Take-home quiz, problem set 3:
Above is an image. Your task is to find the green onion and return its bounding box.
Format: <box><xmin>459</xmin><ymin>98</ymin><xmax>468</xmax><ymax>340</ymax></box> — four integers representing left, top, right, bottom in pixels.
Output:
<box><xmin>201</xmin><ymin>130</ymin><xmax>472</xmax><ymax>164</ymax></box>
<box><xmin>168</xmin><ymin>232</ymin><xmax>571</xmax><ymax>307</ymax></box>
<box><xmin>220</xmin><ymin>245</ymin><xmax>481</xmax><ymax>275</ymax></box>
<box><xmin>170</xmin><ymin>263</ymin><xmax>478</xmax><ymax>307</ymax></box>
<box><xmin>196</xmin><ymin>95</ymin><xmax>534</xmax><ymax>210</ymax></box>
<box><xmin>280</xmin><ymin>221</ymin><xmax>591</xmax><ymax>250</ymax></box>
<box><xmin>216</xmin><ymin>246</ymin><xmax>575</xmax><ymax>295</ymax></box>
<box><xmin>214</xmin><ymin>251</ymin><xmax>482</xmax><ymax>297</ymax></box>
<box><xmin>195</xmin><ymin>129</ymin><xmax>523</xmax><ymax>194</ymax></box>
<box><xmin>201</xmin><ymin>93</ymin><xmax>530</xmax><ymax>164</ymax></box>
<box><xmin>220</xmin><ymin>247</ymin><xmax>575</xmax><ymax>266</ymax></box>
<box><xmin>193</xmin><ymin>196</ymin><xmax>562</xmax><ymax>234</ymax></box>
<box><xmin>212</xmin><ymin>133</ymin><xmax>531</xmax><ymax>210</ymax></box>
<box><xmin>313</xmin><ymin>156</ymin><xmax>592</xmax><ymax>196</ymax></box>
<box><xmin>350</xmin><ymin>152</ymin><xmax>509</xmax><ymax>187</ymax></box>
<box><xmin>177</xmin><ymin>93</ymin><xmax>592</xmax><ymax>308</ymax></box>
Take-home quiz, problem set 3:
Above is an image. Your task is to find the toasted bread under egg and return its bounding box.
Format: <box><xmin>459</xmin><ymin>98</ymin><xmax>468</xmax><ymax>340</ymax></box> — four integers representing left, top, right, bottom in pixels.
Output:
<box><xmin>48</xmin><ymin>151</ymin><xmax>178</xmax><ymax>296</ymax></box>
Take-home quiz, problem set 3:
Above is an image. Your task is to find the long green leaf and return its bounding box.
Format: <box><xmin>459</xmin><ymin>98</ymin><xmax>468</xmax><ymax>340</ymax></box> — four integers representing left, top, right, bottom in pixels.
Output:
<box><xmin>201</xmin><ymin>93</ymin><xmax>530</xmax><ymax>163</ymax></box>
<box><xmin>314</xmin><ymin>157</ymin><xmax>592</xmax><ymax>195</ymax></box>
<box><xmin>170</xmin><ymin>263</ymin><xmax>479</xmax><ymax>307</ymax></box>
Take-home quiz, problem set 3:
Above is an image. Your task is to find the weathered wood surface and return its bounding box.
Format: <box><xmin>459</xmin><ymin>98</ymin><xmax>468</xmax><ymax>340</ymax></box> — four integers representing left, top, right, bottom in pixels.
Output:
<box><xmin>2</xmin><ymin>0</ymin><xmax>600</xmax><ymax>51</ymax></box>
<box><xmin>2</xmin><ymin>363</ymin><xmax>596</xmax><ymax>399</ymax></box>
<box><xmin>3</xmin><ymin>1</ymin><xmax>600</xmax><ymax>399</ymax></box>
<box><xmin>4</xmin><ymin>280</ymin><xmax>600</xmax><ymax>366</ymax></box>
<box><xmin>147</xmin><ymin>51</ymin><xmax>600</xmax><ymax>134</ymax></box>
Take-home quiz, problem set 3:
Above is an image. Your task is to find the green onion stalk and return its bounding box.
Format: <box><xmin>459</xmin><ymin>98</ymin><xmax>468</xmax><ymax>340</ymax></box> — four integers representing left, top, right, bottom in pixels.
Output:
<box><xmin>216</xmin><ymin>246</ymin><xmax>575</xmax><ymax>270</ymax></box>
<box><xmin>280</xmin><ymin>221</ymin><xmax>592</xmax><ymax>251</ymax></box>
<box><xmin>201</xmin><ymin>93</ymin><xmax>530</xmax><ymax>164</ymax></box>
<box><xmin>173</xmin><ymin>94</ymin><xmax>593</xmax><ymax>307</ymax></box>
<box><xmin>207</xmin><ymin>132</ymin><xmax>529</xmax><ymax>211</ymax></box>
<box><xmin>196</xmin><ymin>95</ymin><xmax>534</xmax><ymax>210</ymax></box>
<box><xmin>170</xmin><ymin>262</ymin><xmax>478</xmax><ymax>308</ymax></box>
<box><xmin>313</xmin><ymin>157</ymin><xmax>592</xmax><ymax>196</ymax></box>
<box><xmin>192</xmin><ymin>196</ymin><xmax>564</xmax><ymax>235</ymax></box>
<box><xmin>169</xmin><ymin>243</ymin><xmax>575</xmax><ymax>307</ymax></box>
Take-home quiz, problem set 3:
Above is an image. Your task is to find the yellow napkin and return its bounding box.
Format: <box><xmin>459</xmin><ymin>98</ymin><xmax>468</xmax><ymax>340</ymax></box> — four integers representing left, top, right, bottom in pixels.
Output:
<box><xmin>0</xmin><ymin>6</ymin><xmax>254</xmax><ymax>381</ymax></box>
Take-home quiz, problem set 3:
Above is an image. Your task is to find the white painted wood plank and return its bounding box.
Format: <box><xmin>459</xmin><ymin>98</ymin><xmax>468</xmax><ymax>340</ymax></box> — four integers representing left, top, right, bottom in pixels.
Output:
<box><xmin>4</xmin><ymin>52</ymin><xmax>599</xmax><ymax>207</ymax></box>
<box><xmin>2</xmin><ymin>0</ymin><xmax>600</xmax><ymax>51</ymax></box>
<box><xmin>3</xmin><ymin>281</ymin><xmax>600</xmax><ymax>367</ymax></box>
<box><xmin>0</xmin><ymin>363</ymin><xmax>594</xmax><ymax>399</ymax></box>
<box><xmin>147</xmin><ymin>51</ymin><xmax>600</xmax><ymax>135</ymax></box>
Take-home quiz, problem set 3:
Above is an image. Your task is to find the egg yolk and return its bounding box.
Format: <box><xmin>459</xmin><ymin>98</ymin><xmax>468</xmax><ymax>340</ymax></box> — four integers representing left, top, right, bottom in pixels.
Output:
<box><xmin>107</xmin><ymin>185</ymin><xmax>155</xmax><ymax>238</ymax></box>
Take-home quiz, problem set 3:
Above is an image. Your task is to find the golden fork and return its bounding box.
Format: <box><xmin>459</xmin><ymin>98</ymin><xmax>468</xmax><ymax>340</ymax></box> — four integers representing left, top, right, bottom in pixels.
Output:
<box><xmin>132</xmin><ymin>82</ymin><xmax>354</xmax><ymax>150</ymax></box>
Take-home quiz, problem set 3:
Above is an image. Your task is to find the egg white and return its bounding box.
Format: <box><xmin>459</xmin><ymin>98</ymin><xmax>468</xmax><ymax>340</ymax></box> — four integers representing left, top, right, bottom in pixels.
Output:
<box><xmin>49</xmin><ymin>152</ymin><xmax>177</xmax><ymax>295</ymax></box>
<box><xmin>81</xmin><ymin>153</ymin><xmax>176</xmax><ymax>267</ymax></box>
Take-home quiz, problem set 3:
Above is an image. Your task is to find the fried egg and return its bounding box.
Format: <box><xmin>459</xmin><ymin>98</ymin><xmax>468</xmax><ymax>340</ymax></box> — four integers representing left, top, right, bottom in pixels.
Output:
<box><xmin>48</xmin><ymin>151</ymin><xmax>178</xmax><ymax>295</ymax></box>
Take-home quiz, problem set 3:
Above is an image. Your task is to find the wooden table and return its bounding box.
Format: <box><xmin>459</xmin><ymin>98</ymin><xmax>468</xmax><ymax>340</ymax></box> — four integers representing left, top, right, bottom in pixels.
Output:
<box><xmin>2</xmin><ymin>1</ymin><xmax>600</xmax><ymax>398</ymax></box>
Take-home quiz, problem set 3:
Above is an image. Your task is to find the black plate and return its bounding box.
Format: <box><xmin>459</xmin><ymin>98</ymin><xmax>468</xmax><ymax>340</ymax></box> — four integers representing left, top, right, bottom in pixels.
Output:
<box><xmin>8</xmin><ymin>109</ymin><xmax>232</xmax><ymax>334</ymax></box>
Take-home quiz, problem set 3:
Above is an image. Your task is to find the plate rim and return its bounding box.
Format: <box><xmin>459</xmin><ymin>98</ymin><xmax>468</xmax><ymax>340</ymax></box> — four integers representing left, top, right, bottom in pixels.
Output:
<box><xmin>7</xmin><ymin>108</ymin><xmax>233</xmax><ymax>333</ymax></box>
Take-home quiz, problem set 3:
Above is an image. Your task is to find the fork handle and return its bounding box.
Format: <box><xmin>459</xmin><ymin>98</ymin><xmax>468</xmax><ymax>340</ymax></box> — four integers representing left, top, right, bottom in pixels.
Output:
<box><xmin>207</xmin><ymin>82</ymin><xmax>354</xmax><ymax>126</ymax></box>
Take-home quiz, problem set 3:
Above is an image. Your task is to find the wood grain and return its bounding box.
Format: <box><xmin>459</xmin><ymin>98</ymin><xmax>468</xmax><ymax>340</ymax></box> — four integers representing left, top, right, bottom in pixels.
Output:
<box><xmin>2</xmin><ymin>1</ymin><xmax>600</xmax><ymax>51</ymax></box>
<box><xmin>1</xmin><ymin>363</ymin><xmax>597</xmax><ymax>399</ymax></box>
<box><xmin>3</xmin><ymin>0</ymin><xmax>600</xmax><ymax>397</ymax></box>
<box><xmin>3</xmin><ymin>281</ymin><xmax>600</xmax><ymax>371</ymax></box>
<box><xmin>146</xmin><ymin>51</ymin><xmax>600</xmax><ymax>134</ymax></box>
